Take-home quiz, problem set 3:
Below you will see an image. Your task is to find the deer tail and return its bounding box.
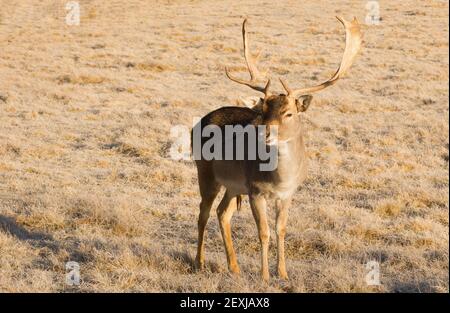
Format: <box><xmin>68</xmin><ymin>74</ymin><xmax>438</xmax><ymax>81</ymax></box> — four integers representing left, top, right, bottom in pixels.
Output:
<box><xmin>236</xmin><ymin>195</ymin><xmax>242</xmax><ymax>211</ymax></box>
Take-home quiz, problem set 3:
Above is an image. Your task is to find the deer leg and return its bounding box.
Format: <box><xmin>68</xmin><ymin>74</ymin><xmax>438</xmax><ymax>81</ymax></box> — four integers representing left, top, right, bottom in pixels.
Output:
<box><xmin>195</xmin><ymin>171</ymin><xmax>220</xmax><ymax>270</ymax></box>
<box><xmin>275</xmin><ymin>198</ymin><xmax>291</xmax><ymax>280</ymax></box>
<box><xmin>249</xmin><ymin>194</ymin><xmax>270</xmax><ymax>281</ymax></box>
<box><xmin>217</xmin><ymin>191</ymin><xmax>240</xmax><ymax>275</ymax></box>
<box><xmin>195</xmin><ymin>196</ymin><xmax>217</xmax><ymax>270</ymax></box>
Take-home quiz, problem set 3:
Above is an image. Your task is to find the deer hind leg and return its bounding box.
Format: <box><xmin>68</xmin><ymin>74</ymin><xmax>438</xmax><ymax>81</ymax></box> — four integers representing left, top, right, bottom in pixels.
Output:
<box><xmin>217</xmin><ymin>190</ymin><xmax>240</xmax><ymax>275</ymax></box>
<box><xmin>275</xmin><ymin>198</ymin><xmax>291</xmax><ymax>280</ymax></box>
<box><xmin>249</xmin><ymin>194</ymin><xmax>270</xmax><ymax>281</ymax></box>
<box><xmin>195</xmin><ymin>166</ymin><xmax>220</xmax><ymax>270</ymax></box>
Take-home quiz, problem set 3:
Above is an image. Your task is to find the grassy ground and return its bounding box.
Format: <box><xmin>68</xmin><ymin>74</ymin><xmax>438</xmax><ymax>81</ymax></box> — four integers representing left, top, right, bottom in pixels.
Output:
<box><xmin>0</xmin><ymin>0</ymin><xmax>448</xmax><ymax>292</ymax></box>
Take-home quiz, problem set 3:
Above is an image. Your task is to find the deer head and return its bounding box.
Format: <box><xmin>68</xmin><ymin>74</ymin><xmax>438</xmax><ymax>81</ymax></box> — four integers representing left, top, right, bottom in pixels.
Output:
<box><xmin>226</xmin><ymin>17</ymin><xmax>362</xmax><ymax>144</ymax></box>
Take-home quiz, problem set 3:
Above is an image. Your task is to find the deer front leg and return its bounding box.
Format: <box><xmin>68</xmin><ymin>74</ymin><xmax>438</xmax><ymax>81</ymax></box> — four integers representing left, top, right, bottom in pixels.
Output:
<box><xmin>217</xmin><ymin>191</ymin><xmax>240</xmax><ymax>275</ymax></box>
<box><xmin>275</xmin><ymin>198</ymin><xmax>291</xmax><ymax>280</ymax></box>
<box><xmin>249</xmin><ymin>194</ymin><xmax>270</xmax><ymax>281</ymax></box>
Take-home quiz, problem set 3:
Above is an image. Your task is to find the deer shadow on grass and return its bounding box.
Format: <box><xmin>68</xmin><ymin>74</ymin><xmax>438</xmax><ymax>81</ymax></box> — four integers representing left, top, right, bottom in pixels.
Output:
<box><xmin>0</xmin><ymin>213</ymin><xmax>96</xmax><ymax>288</ymax></box>
<box><xmin>128</xmin><ymin>240</ymin><xmax>223</xmax><ymax>275</ymax></box>
<box><xmin>167</xmin><ymin>250</ymin><xmax>195</xmax><ymax>271</ymax></box>
<box><xmin>0</xmin><ymin>214</ymin><xmax>92</xmax><ymax>262</ymax></box>
<box><xmin>0</xmin><ymin>214</ymin><xmax>60</xmax><ymax>252</ymax></box>
<box><xmin>169</xmin><ymin>249</ymin><xmax>224</xmax><ymax>274</ymax></box>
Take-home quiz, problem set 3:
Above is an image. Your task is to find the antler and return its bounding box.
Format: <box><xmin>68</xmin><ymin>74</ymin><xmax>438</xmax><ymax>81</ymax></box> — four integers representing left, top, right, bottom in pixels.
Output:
<box><xmin>225</xmin><ymin>19</ymin><xmax>271</xmax><ymax>96</ymax></box>
<box><xmin>280</xmin><ymin>16</ymin><xmax>362</xmax><ymax>98</ymax></box>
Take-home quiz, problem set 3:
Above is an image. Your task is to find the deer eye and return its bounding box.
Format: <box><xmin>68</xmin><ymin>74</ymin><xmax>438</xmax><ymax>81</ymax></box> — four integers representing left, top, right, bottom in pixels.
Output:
<box><xmin>285</xmin><ymin>113</ymin><xmax>293</xmax><ymax>118</ymax></box>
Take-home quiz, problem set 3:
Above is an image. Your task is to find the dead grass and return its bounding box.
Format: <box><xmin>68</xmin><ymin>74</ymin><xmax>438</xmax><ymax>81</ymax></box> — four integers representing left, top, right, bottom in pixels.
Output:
<box><xmin>0</xmin><ymin>0</ymin><xmax>448</xmax><ymax>292</ymax></box>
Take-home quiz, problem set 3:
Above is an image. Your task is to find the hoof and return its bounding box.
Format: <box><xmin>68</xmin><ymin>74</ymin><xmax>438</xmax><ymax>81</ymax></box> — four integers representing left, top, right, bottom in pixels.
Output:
<box><xmin>279</xmin><ymin>272</ymin><xmax>289</xmax><ymax>280</ymax></box>
<box><xmin>195</xmin><ymin>259</ymin><xmax>205</xmax><ymax>271</ymax></box>
<box><xmin>229</xmin><ymin>265</ymin><xmax>241</xmax><ymax>276</ymax></box>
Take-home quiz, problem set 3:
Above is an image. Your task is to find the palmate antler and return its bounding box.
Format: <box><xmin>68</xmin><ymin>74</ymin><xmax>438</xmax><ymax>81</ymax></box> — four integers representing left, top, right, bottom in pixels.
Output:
<box><xmin>226</xmin><ymin>17</ymin><xmax>362</xmax><ymax>98</ymax></box>
<box><xmin>225</xmin><ymin>19</ymin><xmax>271</xmax><ymax>97</ymax></box>
<box><xmin>279</xmin><ymin>16</ymin><xmax>362</xmax><ymax>97</ymax></box>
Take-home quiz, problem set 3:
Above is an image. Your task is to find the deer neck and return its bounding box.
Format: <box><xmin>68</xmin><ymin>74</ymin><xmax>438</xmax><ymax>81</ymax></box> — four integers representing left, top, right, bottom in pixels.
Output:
<box><xmin>275</xmin><ymin>133</ymin><xmax>305</xmax><ymax>177</ymax></box>
<box><xmin>251</xmin><ymin>133</ymin><xmax>306</xmax><ymax>200</ymax></box>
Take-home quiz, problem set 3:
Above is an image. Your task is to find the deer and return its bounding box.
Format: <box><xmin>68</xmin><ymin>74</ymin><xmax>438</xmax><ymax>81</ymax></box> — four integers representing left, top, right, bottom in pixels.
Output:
<box><xmin>192</xmin><ymin>16</ymin><xmax>362</xmax><ymax>281</ymax></box>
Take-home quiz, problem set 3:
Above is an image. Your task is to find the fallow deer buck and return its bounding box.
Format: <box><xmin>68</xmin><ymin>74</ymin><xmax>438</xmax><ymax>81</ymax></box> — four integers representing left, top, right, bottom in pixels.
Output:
<box><xmin>192</xmin><ymin>17</ymin><xmax>362</xmax><ymax>280</ymax></box>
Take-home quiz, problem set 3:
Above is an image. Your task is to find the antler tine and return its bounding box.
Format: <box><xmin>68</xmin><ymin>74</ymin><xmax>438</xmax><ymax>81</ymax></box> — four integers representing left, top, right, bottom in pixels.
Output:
<box><xmin>264</xmin><ymin>79</ymin><xmax>271</xmax><ymax>97</ymax></box>
<box><xmin>242</xmin><ymin>19</ymin><xmax>261</xmax><ymax>81</ymax></box>
<box><xmin>281</xmin><ymin>16</ymin><xmax>362</xmax><ymax>97</ymax></box>
<box><xmin>279</xmin><ymin>78</ymin><xmax>292</xmax><ymax>95</ymax></box>
<box><xmin>225</xmin><ymin>67</ymin><xmax>267</xmax><ymax>93</ymax></box>
<box><xmin>225</xmin><ymin>19</ymin><xmax>271</xmax><ymax>95</ymax></box>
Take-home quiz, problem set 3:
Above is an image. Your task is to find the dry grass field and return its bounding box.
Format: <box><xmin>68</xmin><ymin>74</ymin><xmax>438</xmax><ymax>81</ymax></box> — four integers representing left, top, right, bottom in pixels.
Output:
<box><xmin>0</xmin><ymin>0</ymin><xmax>448</xmax><ymax>292</ymax></box>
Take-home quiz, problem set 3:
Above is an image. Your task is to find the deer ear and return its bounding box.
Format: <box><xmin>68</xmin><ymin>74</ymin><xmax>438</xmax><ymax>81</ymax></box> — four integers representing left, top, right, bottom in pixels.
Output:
<box><xmin>295</xmin><ymin>95</ymin><xmax>313</xmax><ymax>113</ymax></box>
<box><xmin>237</xmin><ymin>96</ymin><xmax>262</xmax><ymax>108</ymax></box>
<box><xmin>236</xmin><ymin>96</ymin><xmax>264</xmax><ymax>113</ymax></box>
